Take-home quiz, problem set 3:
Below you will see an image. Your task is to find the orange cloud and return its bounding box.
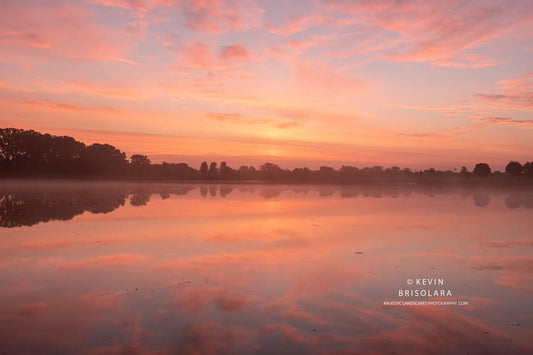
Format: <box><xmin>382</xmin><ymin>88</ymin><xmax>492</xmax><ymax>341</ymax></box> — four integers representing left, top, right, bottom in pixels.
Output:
<box><xmin>206</xmin><ymin>112</ymin><xmax>299</xmax><ymax>129</ymax></box>
<box><xmin>481</xmin><ymin>117</ymin><xmax>533</xmax><ymax>126</ymax></box>
<box><xmin>1</xmin><ymin>96</ymin><xmax>118</xmax><ymax>113</ymax></box>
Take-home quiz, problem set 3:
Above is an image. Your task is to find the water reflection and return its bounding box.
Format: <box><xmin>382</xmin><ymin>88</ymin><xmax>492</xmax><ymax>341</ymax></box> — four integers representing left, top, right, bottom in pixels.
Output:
<box><xmin>1</xmin><ymin>180</ymin><xmax>532</xmax><ymax>228</ymax></box>
<box><xmin>0</xmin><ymin>180</ymin><xmax>531</xmax><ymax>354</ymax></box>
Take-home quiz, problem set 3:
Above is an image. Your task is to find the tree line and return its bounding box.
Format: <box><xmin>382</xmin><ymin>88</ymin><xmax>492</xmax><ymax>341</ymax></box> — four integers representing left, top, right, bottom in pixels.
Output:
<box><xmin>1</xmin><ymin>128</ymin><xmax>532</xmax><ymax>183</ymax></box>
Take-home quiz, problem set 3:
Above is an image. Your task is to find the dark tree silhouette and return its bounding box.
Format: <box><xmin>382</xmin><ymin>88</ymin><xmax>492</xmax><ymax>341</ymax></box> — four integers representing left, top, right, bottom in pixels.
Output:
<box><xmin>219</xmin><ymin>161</ymin><xmax>234</xmax><ymax>179</ymax></box>
<box><xmin>318</xmin><ymin>166</ymin><xmax>336</xmax><ymax>180</ymax></box>
<box><xmin>83</xmin><ymin>143</ymin><xmax>127</xmax><ymax>174</ymax></box>
<box><xmin>157</xmin><ymin>162</ymin><xmax>197</xmax><ymax>180</ymax></box>
<box><xmin>1</xmin><ymin>127</ymin><xmax>533</xmax><ymax>185</ymax></box>
<box><xmin>260</xmin><ymin>162</ymin><xmax>285</xmax><ymax>180</ymax></box>
<box><xmin>208</xmin><ymin>162</ymin><xmax>218</xmax><ymax>178</ymax></box>
<box><xmin>0</xmin><ymin>128</ymin><xmax>28</xmax><ymax>167</ymax></box>
<box><xmin>0</xmin><ymin>128</ymin><xmax>86</xmax><ymax>172</ymax></box>
<box><xmin>473</xmin><ymin>163</ymin><xmax>491</xmax><ymax>177</ymax></box>
<box><xmin>524</xmin><ymin>162</ymin><xmax>533</xmax><ymax>177</ymax></box>
<box><xmin>130</xmin><ymin>154</ymin><xmax>151</xmax><ymax>177</ymax></box>
<box><xmin>505</xmin><ymin>161</ymin><xmax>523</xmax><ymax>176</ymax></box>
<box><xmin>131</xmin><ymin>154</ymin><xmax>151</xmax><ymax>166</ymax></box>
<box><xmin>292</xmin><ymin>167</ymin><xmax>312</xmax><ymax>181</ymax></box>
<box><xmin>199</xmin><ymin>161</ymin><xmax>208</xmax><ymax>177</ymax></box>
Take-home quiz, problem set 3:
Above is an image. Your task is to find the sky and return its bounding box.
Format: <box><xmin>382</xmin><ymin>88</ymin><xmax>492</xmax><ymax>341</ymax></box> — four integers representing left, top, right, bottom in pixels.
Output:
<box><xmin>0</xmin><ymin>0</ymin><xmax>532</xmax><ymax>171</ymax></box>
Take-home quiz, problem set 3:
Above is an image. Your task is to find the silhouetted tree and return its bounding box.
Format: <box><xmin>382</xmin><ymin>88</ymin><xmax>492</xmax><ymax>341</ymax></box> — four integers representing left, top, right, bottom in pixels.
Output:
<box><xmin>2</xmin><ymin>127</ymin><xmax>533</xmax><ymax>185</ymax></box>
<box><xmin>82</xmin><ymin>143</ymin><xmax>127</xmax><ymax>174</ymax></box>
<box><xmin>208</xmin><ymin>162</ymin><xmax>218</xmax><ymax>178</ymax></box>
<box><xmin>238</xmin><ymin>166</ymin><xmax>250</xmax><ymax>179</ymax></box>
<box><xmin>524</xmin><ymin>162</ymin><xmax>533</xmax><ymax>178</ymax></box>
<box><xmin>339</xmin><ymin>166</ymin><xmax>360</xmax><ymax>182</ymax></box>
<box><xmin>219</xmin><ymin>161</ymin><xmax>234</xmax><ymax>179</ymax></box>
<box><xmin>131</xmin><ymin>154</ymin><xmax>151</xmax><ymax>166</ymax></box>
<box><xmin>318</xmin><ymin>166</ymin><xmax>336</xmax><ymax>181</ymax></box>
<box><xmin>292</xmin><ymin>167</ymin><xmax>312</xmax><ymax>181</ymax></box>
<box><xmin>260</xmin><ymin>162</ymin><xmax>285</xmax><ymax>180</ymax></box>
<box><xmin>200</xmin><ymin>161</ymin><xmax>208</xmax><ymax>177</ymax></box>
<box><xmin>0</xmin><ymin>128</ymin><xmax>27</xmax><ymax>167</ymax></box>
<box><xmin>473</xmin><ymin>163</ymin><xmax>491</xmax><ymax>177</ymax></box>
<box><xmin>130</xmin><ymin>154</ymin><xmax>151</xmax><ymax>177</ymax></box>
<box><xmin>157</xmin><ymin>162</ymin><xmax>197</xmax><ymax>180</ymax></box>
<box><xmin>505</xmin><ymin>161</ymin><xmax>523</xmax><ymax>176</ymax></box>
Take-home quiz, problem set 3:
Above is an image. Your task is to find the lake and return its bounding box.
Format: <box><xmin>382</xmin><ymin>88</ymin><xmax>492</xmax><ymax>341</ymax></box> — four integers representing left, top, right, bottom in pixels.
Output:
<box><xmin>0</xmin><ymin>180</ymin><xmax>532</xmax><ymax>354</ymax></box>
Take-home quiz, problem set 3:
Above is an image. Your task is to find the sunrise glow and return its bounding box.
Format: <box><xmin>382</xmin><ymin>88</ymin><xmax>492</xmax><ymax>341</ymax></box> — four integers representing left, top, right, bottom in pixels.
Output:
<box><xmin>1</xmin><ymin>0</ymin><xmax>532</xmax><ymax>170</ymax></box>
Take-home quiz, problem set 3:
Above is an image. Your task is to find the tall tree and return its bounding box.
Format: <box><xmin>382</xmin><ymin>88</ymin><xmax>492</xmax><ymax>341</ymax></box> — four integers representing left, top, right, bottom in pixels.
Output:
<box><xmin>199</xmin><ymin>161</ymin><xmax>208</xmax><ymax>177</ymax></box>
<box><xmin>505</xmin><ymin>161</ymin><xmax>523</xmax><ymax>176</ymax></box>
<box><xmin>473</xmin><ymin>163</ymin><xmax>491</xmax><ymax>177</ymax></box>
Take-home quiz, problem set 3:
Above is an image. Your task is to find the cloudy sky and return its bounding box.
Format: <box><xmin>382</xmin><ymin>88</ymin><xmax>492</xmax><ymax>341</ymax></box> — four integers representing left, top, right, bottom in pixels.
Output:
<box><xmin>1</xmin><ymin>0</ymin><xmax>532</xmax><ymax>170</ymax></box>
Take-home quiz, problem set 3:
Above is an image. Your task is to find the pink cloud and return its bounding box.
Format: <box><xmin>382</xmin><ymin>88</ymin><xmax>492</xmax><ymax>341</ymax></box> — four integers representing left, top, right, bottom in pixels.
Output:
<box><xmin>178</xmin><ymin>0</ymin><xmax>263</xmax><ymax>33</ymax></box>
<box><xmin>181</xmin><ymin>41</ymin><xmax>214</xmax><ymax>68</ymax></box>
<box><xmin>475</xmin><ymin>72</ymin><xmax>533</xmax><ymax>110</ymax></box>
<box><xmin>219</xmin><ymin>44</ymin><xmax>249</xmax><ymax>60</ymax></box>
<box><xmin>0</xmin><ymin>0</ymin><xmax>132</xmax><ymax>61</ymax></box>
<box><xmin>323</xmin><ymin>0</ymin><xmax>532</xmax><ymax>66</ymax></box>
<box><xmin>180</xmin><ymin>42</ymin><xmax>251</xmax><ymax>69</ymax></box>
<box><xmin>292</xmin><ymin>60</ymin><xmax>367</xmax><ymax>97</ymax></box>
<box><xmin>432</xmin><ymin>53</ymin><xmax>499</xmax><ymax>68</ymax></box>
<box><xmin>87</xmin><ymin>0</ymin><xmax>171</xmax><ymax>37</ymax></box>
<box><xmin>88</xmin><ymin>0</ymin><xmax>160</xmax><ymax>11</ymax></box>
<box><xmin>265</xmin><ymin>14</ymin><xmax>326</xmax><ymax>34</ymax></box>
<box><xmin>500</xmin><ymin>72</ymin><xmax>533</xmax><ymax>90</ymax></box>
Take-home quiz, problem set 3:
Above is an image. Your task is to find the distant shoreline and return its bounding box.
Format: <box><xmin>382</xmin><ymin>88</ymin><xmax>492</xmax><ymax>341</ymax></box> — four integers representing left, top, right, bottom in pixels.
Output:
<box><xmin>2</xmin><ymin>128</ymin><xmax>532</xmax><ymax>186</ymax></box>
<box><xmin>1</xmin><ymin>176</ymin><xmax>533</xmax><ymax>189</ymax></box>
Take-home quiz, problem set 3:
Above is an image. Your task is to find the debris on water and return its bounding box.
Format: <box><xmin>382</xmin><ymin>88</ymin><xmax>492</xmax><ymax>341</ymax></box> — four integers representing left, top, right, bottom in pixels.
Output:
<box><xmin>484</xmin><ymin>331</ymin><xmax>489</xmax><ymax>334</ymax></box>
<box><xmin>313</xmin><ymin>328</ymin><xmax>317</xmax><ymax>332</ymax></box>
<box><xmin>355</xmin><ymin>251</ymin><xmax>363</xmax><ymax>254</ymax></box>
<box><xmin>177</xmin><ymin>281</ymin><xmax>192</xmax><ymax>288</ymax></box>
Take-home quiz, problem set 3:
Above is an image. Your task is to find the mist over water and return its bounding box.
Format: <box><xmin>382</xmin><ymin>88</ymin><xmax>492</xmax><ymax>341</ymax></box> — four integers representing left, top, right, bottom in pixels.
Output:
<box><xmin>0</xmin><ymin>181</ymin><xmax>531</xmax><ymax>354</ymax></box>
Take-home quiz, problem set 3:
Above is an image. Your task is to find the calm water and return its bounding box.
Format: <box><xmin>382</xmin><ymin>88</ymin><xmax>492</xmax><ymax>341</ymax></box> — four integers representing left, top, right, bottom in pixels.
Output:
<box><xmin>0</xmin><ymin>180</ymin><xmax>532</xmax><ymax>354</ymax></box>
